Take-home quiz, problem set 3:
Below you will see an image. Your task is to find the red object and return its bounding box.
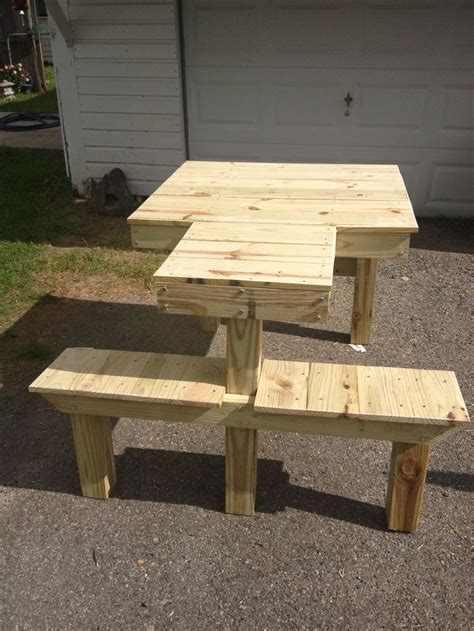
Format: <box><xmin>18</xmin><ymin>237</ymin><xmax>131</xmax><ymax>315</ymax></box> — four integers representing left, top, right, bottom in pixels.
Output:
<box><xmin>13</xmin><ymin>0</ymin><xmax>28</xmax><ymax>10</ymax></box>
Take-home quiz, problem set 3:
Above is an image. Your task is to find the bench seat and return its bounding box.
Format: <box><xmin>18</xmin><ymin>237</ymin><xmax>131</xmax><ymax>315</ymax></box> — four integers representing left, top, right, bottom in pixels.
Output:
<box><xmin>255</xmin><ymin>359</ymin><xmax>468</xmax><ymax>426</ymax></box>
<box><xmin>30</xmin><ymin>347</ymin><xmax>226</xmax><ymax>409</ymax></box>
<box><xmin>29</xmin><ymin>348</ymin><xmax>469</xmax><ymax>532</ymax></box>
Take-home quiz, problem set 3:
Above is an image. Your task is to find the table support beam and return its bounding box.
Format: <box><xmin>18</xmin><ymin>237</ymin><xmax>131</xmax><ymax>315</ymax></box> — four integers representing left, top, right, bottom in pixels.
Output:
<box><xmin>351</xmin><ymin>258</ymin><xmax>378</xmax><ymax>345</ymax></box>
<box><xmin>199</xmin><ymin>316</ymin><xmax>220</xmax><ymax>332</ymax></box>
<box><xmin>225</xmin><ymin>319</ymin><xmax>262</xmax><ymax>515</ymax></box>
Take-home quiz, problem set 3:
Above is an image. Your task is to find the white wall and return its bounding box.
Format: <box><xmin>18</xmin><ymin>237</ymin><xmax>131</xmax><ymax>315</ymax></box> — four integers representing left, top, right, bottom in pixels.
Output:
<box><xmin>50</xmin><ymin>0</ymin><xmax>186</xmax><ymax>196</ymax></box>
<box><xmin>38</xmin><ymin>16</ymin><xmax>53</xmax><ymax>64</ymax></box>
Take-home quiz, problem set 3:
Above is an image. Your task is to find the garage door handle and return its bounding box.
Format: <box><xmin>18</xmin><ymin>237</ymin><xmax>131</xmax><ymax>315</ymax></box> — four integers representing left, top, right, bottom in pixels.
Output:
<box><xmin>344</xmin><ymin>92</ymin><xmax>353</xmax><ymax>116</ymax></box>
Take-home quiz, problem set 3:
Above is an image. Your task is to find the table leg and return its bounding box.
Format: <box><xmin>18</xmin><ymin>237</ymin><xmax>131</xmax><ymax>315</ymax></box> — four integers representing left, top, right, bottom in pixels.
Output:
<box><xmin>386</xmin><ymin>442</ymin><xmax>430</xmax><ymax>532</ymax></box>
<box><xmin>225</xmin><ymin>319</ymin><xmax>262</xmax><ymax>515</ymax></box>
<box><xmin>351</xmin><ymin>258</ymin><xmax>378</xmax><ymax>345</ymax></box>
<box><xmin>199</xmin><ymin>316</ymin><xmax>220</xmax><ymax>332</ymax></box>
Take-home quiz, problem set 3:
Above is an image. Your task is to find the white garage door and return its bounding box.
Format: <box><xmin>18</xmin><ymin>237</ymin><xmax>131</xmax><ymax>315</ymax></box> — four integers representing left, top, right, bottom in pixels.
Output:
<box><xmin>182</xmin><ymin>0</ymin><xmax>474</xmax><ymax>216</ymax></box>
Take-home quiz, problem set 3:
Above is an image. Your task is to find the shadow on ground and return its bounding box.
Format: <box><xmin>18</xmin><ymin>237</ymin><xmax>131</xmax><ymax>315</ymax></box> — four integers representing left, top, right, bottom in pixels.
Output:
<box><xmin>410</xmin><ymin>218</ymin><xmax>474</xmax><ymax>254</ymax></box>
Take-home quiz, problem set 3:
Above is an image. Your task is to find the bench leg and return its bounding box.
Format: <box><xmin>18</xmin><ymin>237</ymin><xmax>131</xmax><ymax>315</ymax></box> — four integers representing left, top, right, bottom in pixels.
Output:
<box><xmin>351</xmin><ymin>258</ymin><xmax>377</xmax><ymax>345</ymax></box>
<box><xmin>225</xmin><ymin>427</ymin><xmax>258</xmax><ymax>516</ymax></box>
<box><xmin>386</xmin><ymin>442</ymin><xmax>430</xmax><ymax>532</ymax></box>
<box><xmin>199</xmin><ymin>316</ymin><xmax>220</xmax><ymax>332</ymax></box>
<box><xmin>225</xmin><ymin>318</ymin><xmax>262</xmax><ymax>515</ymax></box>
<box><xmin>71</xmin><ymin>414</ymin><xmax>116</xmax><ymax>499</ymax></box>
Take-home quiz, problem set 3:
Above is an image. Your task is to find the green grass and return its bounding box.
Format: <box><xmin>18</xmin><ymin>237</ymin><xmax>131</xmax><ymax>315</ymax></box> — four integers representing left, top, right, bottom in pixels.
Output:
<box><xmin>0</xmin><ymin>146</ymin><xmax>76</xmax><ymax>242</ymax></box>
<box><xmin>0</xmin><ymin>66</ymin><xmax>58</xmax><ymax>114</ymax></box>
<box><xmin>0</xmin><ymin>146</ymin><xmax>162</xmax><ymax>335</ymax></box>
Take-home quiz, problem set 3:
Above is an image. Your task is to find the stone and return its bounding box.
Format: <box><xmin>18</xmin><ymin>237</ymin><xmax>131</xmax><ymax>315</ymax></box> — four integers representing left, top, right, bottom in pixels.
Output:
<box><xmin>88</xmin><ymin>168</ymin><xmax>135</xmax><ymax>217</ymax></box>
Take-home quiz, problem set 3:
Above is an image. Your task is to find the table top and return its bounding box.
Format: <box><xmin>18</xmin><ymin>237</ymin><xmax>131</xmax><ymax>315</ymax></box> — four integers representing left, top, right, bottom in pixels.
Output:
<box><xmin>128</xmin><ymin>161</ymin><xmax>418</xmax><ymax>234</ymax></box>
<box><xmin>154</xmin><ymin>221</ymin><xmax>336</xmax><ymax>291</ymax></box>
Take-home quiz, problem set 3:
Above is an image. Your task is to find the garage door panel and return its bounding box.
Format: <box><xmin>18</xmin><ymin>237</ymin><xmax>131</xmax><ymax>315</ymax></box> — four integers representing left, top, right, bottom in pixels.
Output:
<box><xmin>441</xmin><ymin>88</ymin><xmax>474</xmax><ymax>131</ymax></box>
<box><xmin>183</xmin><ymin>0</ymin><xmax>474</xmax><ymax>215</ymax></box>
<box><xmin>430</xmin><ymin>165</ymin><xmax>474</xmax><ymax>205</ymax></box>
<box><xmin>274</xmin><ymin>82</ymin><xmax>342</xmax><ymax>127</ymax></box>
<box><xmin>272</xmin><ymin>2</ymin><xmax>350</xmax><ymax>54</ymax></box>
<box><xmin>355</xmin><ymin>85</ymin><xmax>428</xmax><ymax>130</ymax></box>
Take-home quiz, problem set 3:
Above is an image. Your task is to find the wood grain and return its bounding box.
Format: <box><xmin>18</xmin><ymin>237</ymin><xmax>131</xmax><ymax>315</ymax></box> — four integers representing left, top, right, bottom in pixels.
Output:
<box><xmin>128</xmin><ymin>160</ymin><xmax>418</xmax><ymax>234</ymax></box>
<box><xmin>155</xmin><ymin>283</ymin><xmax>329</xmax><ymax>323</ymax></box>
<box><xmin>226</xmin><ymin>319</ymin><xmax>262</xmax><ymax>396</ymax></box>
<box><xmin>44</xmin><ymin>392</ymin><xmax>459</xmax><ymax>445</ymax></box>
<box><xmin>225</xmin><ymin>318</ymin><xmax>262</xmax><ymax>516</ymax></box>
<box><xmin>153</xmin><ymin>221</ymin><xmax>336</xmax><ymax>292</ymax></box>
<box><xmin>254</xmin><ymin>359</ymin><xmax>469</xmax><ymax>426</ymax></box>
<box><xmin>71</xmin><ymin>414</ymin><xmax>116</xmax><ymax>499</ymax></box>
<box><xmin>351</xmin><ymin>258</ymin><xmax>378</xmax><ymax>344</ymax></box>
<box><xmin>199</xmin><ymin>316</ymin><xmax>220</xmax><ymax>332</ymax></box>
<box><xmin>29</xmin><ymin>347</ymin><xmax>226</xmax><ymax>409</ymax></box>
<box><xmin>386</xmin><ymin>442</ymin><xmax>430</xmax><ymax>532</ymax></box>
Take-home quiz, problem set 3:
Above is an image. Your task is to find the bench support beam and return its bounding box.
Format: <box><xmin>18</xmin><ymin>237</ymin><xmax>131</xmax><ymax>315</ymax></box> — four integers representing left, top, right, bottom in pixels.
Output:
<box><xmin>386</xmin><ymin>442</ymin><xmax>430</xmax><ymax>532</ymax></box>
<box><xmin>225</xmin><ymin>319</ymin><xmax>262</xmax><ymax>515</ymax></box>
<box><xmin>71</xmin><ymin>414</ymin><xmax>116</xmax><ymax>499</ymax></box>
<box><xmin>351</xmin><ymin>258</ymin><xmax>378</xmax><ymax>345</ymax></box>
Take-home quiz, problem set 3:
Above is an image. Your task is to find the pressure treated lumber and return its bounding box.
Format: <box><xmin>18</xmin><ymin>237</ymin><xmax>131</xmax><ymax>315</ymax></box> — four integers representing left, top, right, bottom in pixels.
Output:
<box><xmin>131</xmin><ymin>224</ymin><xmax>411</xmax><ymax>261</ymax></box>
<box><xmin>386</xmin><ymin>442</ymin><xmax>430</xmax><ymax>532</ymax></box>
<box><xmin>255</xmin><ymin>359</ymin><xmax>469</xmax><ymax>426</ymax></box>
<box><xmin>71</xmin><ymin>414</ymin><xmax>116</xmax><ymax>499</ymax></box>
<box><xmin>154</xmin><ymin>221</ymin><xmax>335</xmax><ymax>324</ymax></box>
<box><xmin>225</xmin><ymin>318</ymin><xmax>262</xmax><ymax>516</ymax></box>
<box><xmin>40</xmin><ymin>391</ymin><xmax>460</xmax><ymax>445</ymax></box>
<box><xmin>154</xmin><ymin>222</ymin><xmax>336</xmax><ymax>291</ymax></box>
<box><xmin>157</xmin><ymin>283</ymin><xmax>329</xmax><ymax>323</ymax></box>
<box><xmin>30</xmin><ymin>349</ymin><xmax>469</xmax><ymax>530</ymax></box>
<box><xmin>351</xmin><ymin>258</ymin><xmax>378</xmax><ymax>344</ymax></box>
<box><xmin>29</xmin><ymin>347</ymin><xmax>226</xmax><ymax>409</ymax></box>
<box><xmin>128</xmin><ymin>160</ymin><xmax>418</xmax><ymax>235</ymax></box>
<box><xmin>199</xmin><ymin>316</ymin><xmax>220</xmax><ymax>332</ymax></box>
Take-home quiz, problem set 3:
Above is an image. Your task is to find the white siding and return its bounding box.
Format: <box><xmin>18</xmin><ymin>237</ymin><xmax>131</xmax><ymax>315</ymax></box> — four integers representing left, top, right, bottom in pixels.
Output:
<box><xmin>38</xmin><ymin>16</ymin><xmax>53</xmax><ymax>64</ymax></box>
<box><xmin>50</xmin><ymin>0</ymin><xmax>185</xmax><ymax>196</ymax></box>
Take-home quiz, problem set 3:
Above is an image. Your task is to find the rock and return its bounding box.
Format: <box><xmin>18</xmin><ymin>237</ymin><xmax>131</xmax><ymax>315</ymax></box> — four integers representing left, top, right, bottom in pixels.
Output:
<box><xmin>89</xmin><ymin>168</ymin><xmax>135</xmax><ymax>217</ymax></box>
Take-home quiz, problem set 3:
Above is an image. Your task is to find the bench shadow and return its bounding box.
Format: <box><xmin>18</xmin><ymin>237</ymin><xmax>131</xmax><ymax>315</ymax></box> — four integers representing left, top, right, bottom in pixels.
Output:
<box><xmin>427</xmin><ymin>470</ymin><xmax>474</xmax><ymax>492</ymax></box>
<box><xmin>264</xmin><ymin>321</ymin><xmax>350</xmax><ymax>344</ymax></box>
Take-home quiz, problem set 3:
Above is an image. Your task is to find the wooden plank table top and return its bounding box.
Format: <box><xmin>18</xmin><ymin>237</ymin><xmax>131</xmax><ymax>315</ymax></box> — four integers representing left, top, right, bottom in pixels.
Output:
<box><xmin>128</xmin><ymin>160</ymin><xmax>418</xmax><ymax>234</ymax></box>
<box><xmin>154</xmin><ymin>221</ymin><xmax>336</xmax><ymax>291</ymax></box>
<box><xmin>153</xmin><ymin>222</ymin><xmax>336</xmax><ymax>322</ymax></box>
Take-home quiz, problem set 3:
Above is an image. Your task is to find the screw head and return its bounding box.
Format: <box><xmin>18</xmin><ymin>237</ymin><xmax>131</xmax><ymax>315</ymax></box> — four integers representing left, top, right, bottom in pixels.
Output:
<box><xmin>161</xmin><ymin>303</ymin><xmax>169</xmax><ymax>310</ymax></box>
<box><xmin>238</xmin><ymin>308</ymin><xmax>245</xmax><ymax>315</ymax></box>
<box><xmin>160</xmin><ymin>286</ymin><xmax>168</xmax><ymax>292</ymax></box>
<box><xmin>315</xmin><ymin>314</ymin><xmax>322</xmax><ymax>321</ymax></box>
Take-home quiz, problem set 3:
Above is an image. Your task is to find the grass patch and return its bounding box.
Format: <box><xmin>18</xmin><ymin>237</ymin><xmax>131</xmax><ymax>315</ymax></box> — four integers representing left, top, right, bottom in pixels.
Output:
<box><xmin>0</xmin><ymin>147</ymin><xmax>163</xmax><ymax>338</ymax></box>
<box><xmin>0</xmin><ymin>241</ymin><xmax>45</xmax><ymax>325</ymax></box>
<box><xmin>0</xmin><ymin>66</ymin><xmax>58</xmax><ymax>114</ymax></box>
<box><xmin>0</xmin><ymin>146</ymin><xmax>76</xmax><ymax>242</ymax></box>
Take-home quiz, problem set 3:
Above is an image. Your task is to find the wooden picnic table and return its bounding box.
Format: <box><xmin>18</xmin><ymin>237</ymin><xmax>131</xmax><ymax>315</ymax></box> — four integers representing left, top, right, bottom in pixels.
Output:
<box><xmin>26</xmin><ymin>160</ymin><xmax>468</xmax><ymax>531</ymax></box>
<box><xmin>128</xmin><ymin>160</ymin><xmax>418</xmax><ymax>344</ymax></box>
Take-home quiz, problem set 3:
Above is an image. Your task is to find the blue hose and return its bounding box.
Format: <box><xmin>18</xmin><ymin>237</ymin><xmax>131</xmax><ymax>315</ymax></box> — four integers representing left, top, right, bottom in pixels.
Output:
<box><xmin>0</xmin><ymin>112</ymin><xmax>60</xmax><ymax>131</ymax></box>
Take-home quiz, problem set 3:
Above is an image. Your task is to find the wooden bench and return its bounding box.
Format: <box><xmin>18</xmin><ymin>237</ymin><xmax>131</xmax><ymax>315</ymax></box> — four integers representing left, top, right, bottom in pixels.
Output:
<box><xmin>29</xmin><ymin>347</ymin><xmax>469</xmax><ymax>532</ymax></box>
